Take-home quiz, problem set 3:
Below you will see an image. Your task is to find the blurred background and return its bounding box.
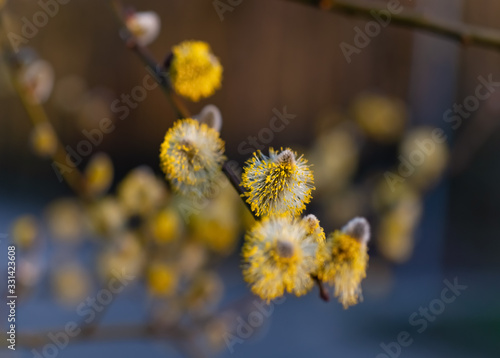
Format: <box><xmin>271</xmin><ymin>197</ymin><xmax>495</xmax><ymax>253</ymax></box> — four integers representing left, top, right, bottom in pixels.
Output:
<box><xmin>1</xmin><ymin>0</ymin><xmax>499</xmax><ymax>357</ymax></box>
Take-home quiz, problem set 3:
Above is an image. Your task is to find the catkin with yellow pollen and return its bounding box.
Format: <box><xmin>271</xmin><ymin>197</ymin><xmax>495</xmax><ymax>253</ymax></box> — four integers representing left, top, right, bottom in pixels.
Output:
<box><xmin>30</xmin><ymin>122</ymin><xmax>57</xmax><ymax>158</ymax></box>
<box><xmin>242</xmin><ymin>215</ymin><xmax>323</xmax><ymax>302</ymax></box>
<box><xmin>85</xmin><ymin>153</ymin><xmax>114</xmax><ymax>197</ymax></box>
<box><xmin>169</xmin><ymin>41</ymin><xmax>223</xmax><ymax>101</ymax></box>
<box><xmin>318</xmin><ymin>217</ymin><xmax>370</xmax><ymax>308</ymax></box>
<box><xmin>147</xmin><ymin>262</ymin><xmax>178</xmax><ymax>297</ymax></box>
<box><xmin>159</xmin><ymin>118</ymin><xmax>226</xmax><ymax>199</ymax></box>
<box><xmin>303</xmin><ymin>214</ymin><xmax>326</xmax><ymax>247</ymax></box>
<box><xmin>241</xmin><ymin>148</ymin><xmax>315</xmax><ymax>217</ymax></box>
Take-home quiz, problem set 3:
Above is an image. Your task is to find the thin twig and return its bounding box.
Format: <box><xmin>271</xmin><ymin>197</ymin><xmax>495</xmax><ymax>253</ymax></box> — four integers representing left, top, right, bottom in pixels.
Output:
<box><xmin>312</xmin><ymin>274</ymin><xmax>330</xmax><ymax>302</ymax></box>
<box><xmin>0</xmin><ymin>11</ymin><xmax>88</xmax><ymax>198</ymax></box>
<box><xmin>110</xmin><ymin>0</ymin><xmax>190</xmax><ymax>119</ymax></box>
<box><xmin>76</xmin><ymin>296</ymin><xmax>113</xmax><ymax>338</ymax></box>
<box><xmin>222</xmin><ymin>161</ymin><xmax>256</xmax><ymax>218</ymax></box>
<box><xmin>126</xmin><ymin>37</ymin><xmax>192</xmax><ymax>119</ymax></box>
<box><xmin>12</xmin><ymin>295</ymin><xmax>258</xmax><ymax>351</ymax></box>
<box><xmin>287</xmin><ymin>0</ymin><xmax>500</xmax><ymax>51</ymax></box>
<box><xmin>15</xmin><ymin>323</ymin><xmax>165</xmax><ymax>348</ymax></box>
<box><xmin>10</xmin><ymin>77</ymin><xmax>87</xmax><ymax>196</ymax></box>
<box><xmin>110</xmin><ymin>0</ymin><xmax>257</xmax><ymax>221</ymax></box>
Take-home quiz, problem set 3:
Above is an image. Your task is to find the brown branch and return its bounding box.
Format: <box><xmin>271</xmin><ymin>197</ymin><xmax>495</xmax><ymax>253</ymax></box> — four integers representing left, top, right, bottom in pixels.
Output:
<box><xmin>222</xmin><ymin>161</ymin><xmax>256</xmax><ymax>219</ymax></box>
<box><xmin>127</xmin><ymin>39</ymin><xmax>192</xmax><ymax>119</ymax></box>
<box><xmin>287</xmin><ymin>0</ymin><xmax>500</xmax><ymax>51</ymax></box>
<box><xmin>0</xmin><ymin>14</ymin><xmax>88</xmax><ymax>199</ymax></box>
<box><xmin>110</xmin><ymin>0</ymin><xmax>190</xmax><ymax>119</ymax></box>
<box><xmin>76</xmin><ymin>295</ymin><xmax>114</xmax><ymax>338</ymax></box>
<box><xmin>110</xmin><ymin>0</ymin><xmax>258</xmax><ymax>221</ymax></box>
<box><xmin>14</xmin><ymin>323</ymin><xmax>173</xmax><ymax>349</ymax></box>
<box><xmin>312</xmin><ymin>275</ymin><xmax>330</xmax><ymax>302</ymax></box>
<box><xmin>11</xmin><ymin>77</ymin><xmax>88</xmax><ymax>196</ymax></box>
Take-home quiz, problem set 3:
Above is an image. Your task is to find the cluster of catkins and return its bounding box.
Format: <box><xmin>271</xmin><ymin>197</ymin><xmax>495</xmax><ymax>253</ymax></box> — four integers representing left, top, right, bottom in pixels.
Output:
<box><xmin>158</xmin><ymin>39</ymin><xmax>371</xmax><ymax>308</ymax></box>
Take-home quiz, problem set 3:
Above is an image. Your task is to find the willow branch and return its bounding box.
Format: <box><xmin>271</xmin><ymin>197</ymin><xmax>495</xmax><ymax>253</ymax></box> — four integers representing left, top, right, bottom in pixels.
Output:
<box><xmin>0</xmin><ymin>14</ymin><xmax>87</xmax><ymax>197</ymax></box>
<box><xmin>110</xmin><ymin>0</ymin><xmax>190</xmax><ymax>119</ymax></box>
<box><xmin>109</xmin><ymin>0</ymin><xmax>257</xmax><ymax>218</ymax></box>
<box><xmin>13</xmin><ymin>323</ymin><xmax>172</xmax><ymax>349</ymax></box>
<box><xmin>312</xmin><ymin>274</ymin><xmax>330</xmax><ymax>302</ymax></box>
<box><xmin>110</xmin><ymin>1</ymin><xmax>332</xmax><ymax>302</ymax></box>
<box><xmin>9</xmin><ymin>77</ymin><xmax>88</xmax><ymax>196</ymax></box>
<box><xmin>287</xmin><ymin>0</ymin><xmax>500</xmax><ymax>51</ymax></box>
<box><xmin>222</xmin><ymin>161</ymin><xmax>255</xmax><ymax>218</ymax></box>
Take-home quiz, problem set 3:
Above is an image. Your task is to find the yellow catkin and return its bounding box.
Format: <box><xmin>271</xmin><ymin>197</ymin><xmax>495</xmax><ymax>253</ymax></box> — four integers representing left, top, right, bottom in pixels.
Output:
<box><xmin>241</xmin><ymin>148</ymin><xmax>315</xmax><ymax>217</ymax></box>
<box><xmin>318</xmin><ymin>229</ymin><xmax>369</xmax><ymax>309</ymax></box>
<box><xmin>85</xmin><ymin>153</ymin><xmax>114</xmax><ymax>197</ymax></box>
<box><xmin>169</xmin><ymin>41</ymin><xmax>223</xmax><ymax>101</ymax></box>
<box><xmin>159</xmin><ymin>118</ymin><xmax>225</xmax><ymax>198</ymax></box>
<box><xmin>242</xmin><ymin>215</ymin><xmax>324</xmax><ymax>302</ymax></box>
<box><xmin>10</xmin><ymin>215</ymin><xmax>39</xmax><ymax>249</ymax></box>
<box><xmin>147</xmin><ymin>263</ymin><xmax>177</xmax><ymax>297</ymax></box>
